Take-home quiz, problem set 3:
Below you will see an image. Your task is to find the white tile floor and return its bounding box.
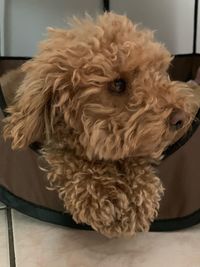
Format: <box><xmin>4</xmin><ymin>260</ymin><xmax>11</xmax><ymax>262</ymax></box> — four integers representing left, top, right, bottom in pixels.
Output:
<box><xmin>0</xmin><ymin>207</ymin><xmax>10</xmax><ymax>267</ymax></box>
<box><xmin>1</xmin><ymin>203</ymin><xmax>200</xmax><ymax>267</ymax></box>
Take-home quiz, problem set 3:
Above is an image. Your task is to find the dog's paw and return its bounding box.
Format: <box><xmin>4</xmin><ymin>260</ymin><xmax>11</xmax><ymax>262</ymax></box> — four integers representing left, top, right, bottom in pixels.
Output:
<box><xmin>61</xmin><ymin>169</ymin><xmax>163</xmax><ymax>238</ymax></box>
<box><xmin>67</xmin><ymin>180</ymin><xmax>138</xmax><ymax>238</ymax></box>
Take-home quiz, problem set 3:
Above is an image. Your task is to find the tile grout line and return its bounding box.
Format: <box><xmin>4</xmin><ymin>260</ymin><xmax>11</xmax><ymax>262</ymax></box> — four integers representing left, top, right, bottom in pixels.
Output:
<box><xmin>6</xmin><ymin>208</ymin><xmax>16</xmax><ymax>267</ymax></box>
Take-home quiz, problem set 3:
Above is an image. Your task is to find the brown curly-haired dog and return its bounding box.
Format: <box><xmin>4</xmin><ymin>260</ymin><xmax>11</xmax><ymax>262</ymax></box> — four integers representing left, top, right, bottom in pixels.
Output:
<box><xmin>2</xmin><ymin>13</ymin><xmax>199</xmax><ymax>237</ymax></box>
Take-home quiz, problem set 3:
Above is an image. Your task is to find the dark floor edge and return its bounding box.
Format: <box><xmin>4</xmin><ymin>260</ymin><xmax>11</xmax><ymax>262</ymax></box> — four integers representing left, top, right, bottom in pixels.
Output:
<box><xmin>0</xmin><ymin>186</ymin><xmax>92</xmax><ymax>230</ymax></box>
<box><xmin>150</xmin><ymin>208</ymin><xmax>200</xmax><ymax>232</ymax></box>
<box><xmin>6</xmin><ymin>208</ymin><xmax>16</xmax><ymax>267</ymax></box>
<box><xmin>0</xmin><ymin>185</ymin><xmax>200</xmax><ymax>232</ymax></box>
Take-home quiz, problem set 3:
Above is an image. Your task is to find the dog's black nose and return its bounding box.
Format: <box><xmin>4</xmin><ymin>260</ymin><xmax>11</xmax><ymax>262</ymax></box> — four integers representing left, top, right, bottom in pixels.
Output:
<box><xmin>169</xmin><ymin>109</ymin><xmax>186</xmax><ymax>130</ymax></box>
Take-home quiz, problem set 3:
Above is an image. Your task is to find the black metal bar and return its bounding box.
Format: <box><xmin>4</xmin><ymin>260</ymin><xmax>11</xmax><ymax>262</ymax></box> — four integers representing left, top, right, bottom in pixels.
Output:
<box><xmin>6</xmin><ymin>208</ymin><xmax>16</xmax><ymax>267</ymax></box>
<box><xmin>193</xmin><ymin>0</ymin><xmax>199</xmax><ymax>54</ymax></box>
<box><xmin>0</xmin><ymin>56</ymin><xmax>31</xmax><ymax>60</ymax></box>
<box><xmin>103</xmin><ymin>0</ymin><xmax>110</xmax><ymax>12</ymax></box>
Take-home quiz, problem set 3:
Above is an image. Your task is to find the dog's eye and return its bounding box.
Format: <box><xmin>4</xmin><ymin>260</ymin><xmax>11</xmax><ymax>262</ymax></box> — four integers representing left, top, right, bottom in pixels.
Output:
<box><xmin>109</xmin><ymin>79</ymin><xmax>126</xmax><ymax>94</ymax></box>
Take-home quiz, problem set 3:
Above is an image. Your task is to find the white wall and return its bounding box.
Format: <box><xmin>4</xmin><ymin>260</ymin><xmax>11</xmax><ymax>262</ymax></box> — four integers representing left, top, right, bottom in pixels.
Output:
<box><xmin>1</xmin><ymin>0</ymin><xmax>198</xmax><ymax>56</ymax></box>
<box><xmin>110</xmin><ymin>0</ymin><xmax>195</xmax><ymax>55</ymax></box>
<box><xmin>0</xmin><ymin>0</ymin><xmax>6</xmax><ymax>55</ymax></box>
<box><xmin>3</xmin><ymin>0</ymin><xmax>102</xmax><ymax>57</ymax></box>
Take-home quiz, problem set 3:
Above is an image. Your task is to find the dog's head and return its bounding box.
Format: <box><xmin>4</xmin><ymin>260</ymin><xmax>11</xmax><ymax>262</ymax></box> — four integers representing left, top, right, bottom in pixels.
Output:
<box><xmin>4</xmin><ymin>13</ymin><xmax>198</xmax><ymax>161</ymax></box>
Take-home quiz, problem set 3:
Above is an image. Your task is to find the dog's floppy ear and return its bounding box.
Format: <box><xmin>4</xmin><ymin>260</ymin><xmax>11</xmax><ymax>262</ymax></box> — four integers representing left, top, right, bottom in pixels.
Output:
<box><xmin>3</xmin><ymin>61</ymin><xmax>52</xmax><ymax>149</ymax></box>
<box><xmin>3</xmin><ymin>28</ymin><xmax>76</xmax><ymax>149</ymax></box>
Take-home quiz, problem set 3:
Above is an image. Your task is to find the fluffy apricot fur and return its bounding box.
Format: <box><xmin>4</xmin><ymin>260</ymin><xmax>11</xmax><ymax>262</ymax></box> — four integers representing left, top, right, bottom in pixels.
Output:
<box><xmin>2</xmin><ymin>13</ymin><xmax>199</xmax><ymax>237</ymax></box>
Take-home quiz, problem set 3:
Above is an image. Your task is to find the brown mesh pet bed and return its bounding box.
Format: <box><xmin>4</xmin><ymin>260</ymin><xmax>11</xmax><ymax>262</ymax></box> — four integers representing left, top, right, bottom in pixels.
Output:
<box><xmin>0</xmin><ymin>57</ymin><xmax>200</xmax><ymax>232</ymax></box>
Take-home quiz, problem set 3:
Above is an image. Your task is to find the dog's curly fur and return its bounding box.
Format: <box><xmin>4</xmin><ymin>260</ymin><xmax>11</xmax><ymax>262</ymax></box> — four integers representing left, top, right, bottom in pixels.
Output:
<box><xmin>2</xmin><ymin>13</ymin><xmax>199</xmax><ymax>237</ymax></box>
